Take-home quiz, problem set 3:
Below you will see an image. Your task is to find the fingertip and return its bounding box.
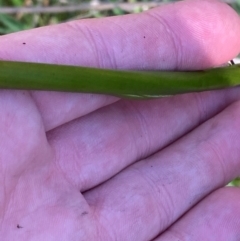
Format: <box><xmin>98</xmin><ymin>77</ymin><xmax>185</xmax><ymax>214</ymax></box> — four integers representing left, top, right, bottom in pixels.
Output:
<box><xmin>146</xmin><ymin>0</ymin><xmax>240</xmax><ymax>69</ymax></box>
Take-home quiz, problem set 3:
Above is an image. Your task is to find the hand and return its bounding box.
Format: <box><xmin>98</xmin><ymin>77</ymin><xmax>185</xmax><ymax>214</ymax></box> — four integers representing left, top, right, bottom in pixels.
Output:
<box><xmin>1</xmin><ymin>0</ymin><xmax>240</xmax><ymax>240</ymax></box>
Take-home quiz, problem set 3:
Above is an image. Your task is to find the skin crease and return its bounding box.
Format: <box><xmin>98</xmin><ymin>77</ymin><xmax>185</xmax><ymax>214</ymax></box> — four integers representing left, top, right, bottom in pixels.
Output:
<box><xmin>1</xmin><ymin>0</ymin><xmax>240</xmax><ymax>240</ymax></box>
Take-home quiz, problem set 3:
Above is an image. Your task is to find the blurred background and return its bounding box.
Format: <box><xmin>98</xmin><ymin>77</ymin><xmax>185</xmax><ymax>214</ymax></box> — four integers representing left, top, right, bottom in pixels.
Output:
<box><xmin>0</xmin><ymin>0</ymin><xmax>239</xmax><ymax>35</ymax></box>
<box><xmin>0</xmin><ymin>0</ymin><xmax>239</xmax><ymax>186</ymax></box>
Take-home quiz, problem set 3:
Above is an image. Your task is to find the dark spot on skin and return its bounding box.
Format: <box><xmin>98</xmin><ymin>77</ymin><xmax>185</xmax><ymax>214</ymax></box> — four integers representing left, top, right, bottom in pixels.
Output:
<box><xmin>143</xmin><ymin>36</ymin><xmax>146</xmax><ymax>39</ymax></box>
<box><xmin>17</xmin><ymin>224</ymin><xmax>23</xmax><ymax>229</ymax></box>
<box><xmin>150</xmin><ymin>166</ymin><xmax>153</xmax><ymax>168</ymax></box>
<box><xmin>81</xmin><ymin>211</ymin><xmax>88</xmax><ymax>216</ymax></box>
<box><xmin>22</xmin><ymin>43</ymin><xmax>26</xmax><ymax>45</ymax></box>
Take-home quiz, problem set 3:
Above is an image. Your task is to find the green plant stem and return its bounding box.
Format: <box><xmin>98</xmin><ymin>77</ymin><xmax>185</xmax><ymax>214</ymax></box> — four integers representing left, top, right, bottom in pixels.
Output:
<box><xmin>0</xmin><ymin>61</ymin><xmax>240</xmax><ymax>98</ymax></box>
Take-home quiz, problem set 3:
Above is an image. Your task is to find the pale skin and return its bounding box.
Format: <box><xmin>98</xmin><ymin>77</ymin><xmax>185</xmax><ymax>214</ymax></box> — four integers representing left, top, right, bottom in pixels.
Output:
<box><xmin>1</xmin><ymin>0</ymin><xmax>240</xmax><ymax>240</ymax></box>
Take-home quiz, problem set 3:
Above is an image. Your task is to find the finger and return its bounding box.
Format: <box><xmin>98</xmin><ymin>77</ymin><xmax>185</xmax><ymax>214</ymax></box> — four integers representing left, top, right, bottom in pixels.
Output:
<box><xmin>0</xmin><ymin>0</ymin><xmax>239</xmax><ymax>130</ymax></box>
<box><xmin>48</xmin><ymin>87</ymin><xmax>240</xmax><ymax>192</ymax></box>
<box><xmin>83</xmin><ymin>100</ymin><xmax>240</xmax><ymax>241</ymax></box>
<box><xmin>0</xmin><ymin>0</ymin><xmax>238</xmax><ymax>69</ymax></box>
<box><xmin>154</xmin><ymin>187</ymin><xmax>240</xmax><ymax>241</ymax></box>
<box><xmin>31</xmin><ymin>92</ymin><xmax>118</xmax><ymax>131</ymax></box>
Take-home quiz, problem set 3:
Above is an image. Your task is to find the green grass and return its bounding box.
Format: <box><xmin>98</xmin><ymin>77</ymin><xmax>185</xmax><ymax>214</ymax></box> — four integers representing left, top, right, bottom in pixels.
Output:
<box><xmin>0</xmin><ymin>0</ymin><xmax>239</xmax><ymax>35</ymax></box>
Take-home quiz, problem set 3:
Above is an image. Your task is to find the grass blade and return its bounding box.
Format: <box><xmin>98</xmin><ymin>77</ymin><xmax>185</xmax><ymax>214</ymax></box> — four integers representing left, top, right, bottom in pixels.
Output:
<box><xmin>0</xmin><ymin>61</ymin><xmax>239</xmax><ymax>98</ymax></box>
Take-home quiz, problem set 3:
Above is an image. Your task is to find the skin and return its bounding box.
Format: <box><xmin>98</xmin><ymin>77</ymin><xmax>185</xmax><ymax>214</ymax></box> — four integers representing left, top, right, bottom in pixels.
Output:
<box><xmin>0</xmin><ymin>0</ymin><xmax>240</xmax><ymax>240</ymax></box>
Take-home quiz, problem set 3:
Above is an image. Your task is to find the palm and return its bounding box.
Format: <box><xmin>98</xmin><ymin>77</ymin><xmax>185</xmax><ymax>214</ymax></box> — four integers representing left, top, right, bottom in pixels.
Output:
<box><xmin>1</xmin><ymin>90</ymin><xmax>240</xmax><ymax>241</ymax></box>
<box><xmin>0</xmin><ymin>91</ymin><xmax>102</xmax><ymax>240</ymax></box>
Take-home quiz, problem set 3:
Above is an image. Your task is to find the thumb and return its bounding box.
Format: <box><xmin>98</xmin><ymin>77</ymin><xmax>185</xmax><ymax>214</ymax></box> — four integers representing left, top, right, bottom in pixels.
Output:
<box><xmin>0</xmin><ymin>0</ymin><xmax>239</xmax><ymax>70</ymax></box>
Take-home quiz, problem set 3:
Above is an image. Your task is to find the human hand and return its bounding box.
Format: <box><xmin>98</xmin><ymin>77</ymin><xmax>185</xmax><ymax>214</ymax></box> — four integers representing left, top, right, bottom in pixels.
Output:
<box><xmin>1</xmin><ymin>0</ymin><xmax>240</xmax><ymax>240</ymax></box>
